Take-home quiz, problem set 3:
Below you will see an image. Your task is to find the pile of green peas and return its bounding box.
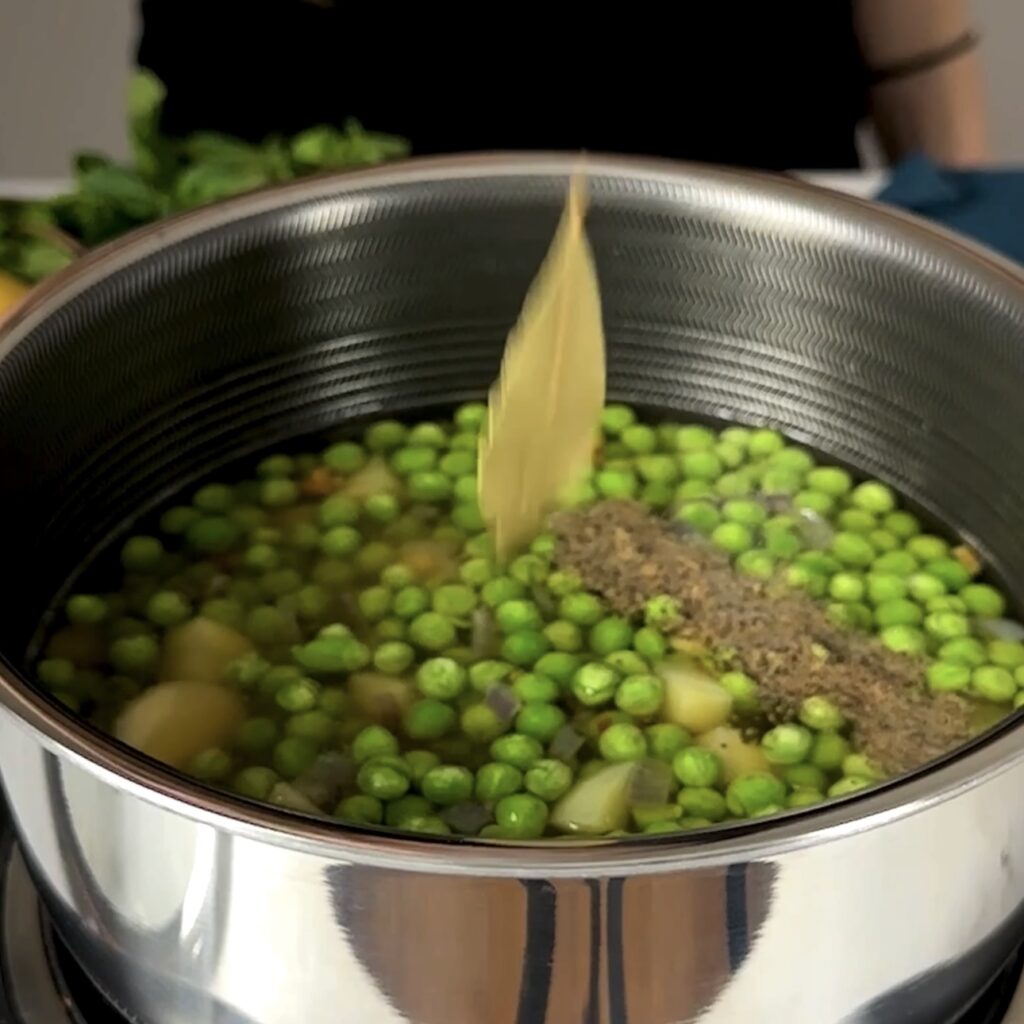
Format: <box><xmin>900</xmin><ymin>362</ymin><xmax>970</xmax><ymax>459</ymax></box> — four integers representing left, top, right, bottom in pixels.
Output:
<box><xmin>33</xmin><ymin>402</ymin><xmax>1024</xmax><ymax>839</ymax></box>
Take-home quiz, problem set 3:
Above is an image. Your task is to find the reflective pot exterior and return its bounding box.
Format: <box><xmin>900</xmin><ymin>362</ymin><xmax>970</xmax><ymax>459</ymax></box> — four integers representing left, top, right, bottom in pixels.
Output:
<box><xmin>3</xmin><ymin>156</ymin><xmax>1024</xmax><ymax>1023</ymax></box>
<box><xmin>2</xmin><ymin>700</ymin><xmax>1024</xmax><ymax>1024</ymax></box>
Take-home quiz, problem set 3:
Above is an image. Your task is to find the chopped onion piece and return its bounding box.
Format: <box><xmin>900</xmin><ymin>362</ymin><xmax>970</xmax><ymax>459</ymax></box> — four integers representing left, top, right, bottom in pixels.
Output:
<box><xmin>485</xmin><ymin>683</ymin><xmax>521</xmax><ymax>723</ymax></box>
<box><xmin>531</xmin><ymin>583</ymin><xmax>557</xmax><ymax>618</ymax></box>
<box><xmin>268</xmin><ymin>782</ymin><xmax>322</xmax><ymax>816</ymax></box>
<box><xmin>627</xmin><ymin>759</ymin><xmax>673</xmax><ymax>808</ymax></box>
<box><xmin>549</xmin><ymin>725</ymin><xmax>586</xmax><ymax>761</ymax></box>
<box><xmin>758</xmin><ymin>494</ymin><xmax>794</xmax><ymax>514</ymax></box>
<box><xmin>440</xmin><ymin>801</ymin><xmax>494</xmax><ymax>836</ymax></box>
<box><xmin>470</xmin><ymin>607</ymin><xmax>499</xmax><ymax>658</ymax></box>
<box><xmin>796</xmin><ymin>508</ymin><xmax>835</xmax><ymax>549</ymax></box>
<box><xmin>295</xmin><ymin>752</ymin><xmax>356</xmax><ymax>810</ymax></box>
<box><xmin>976</xmin><ymin>618</ymin><xmax>1024</xmax><ymax>642</ymax></box>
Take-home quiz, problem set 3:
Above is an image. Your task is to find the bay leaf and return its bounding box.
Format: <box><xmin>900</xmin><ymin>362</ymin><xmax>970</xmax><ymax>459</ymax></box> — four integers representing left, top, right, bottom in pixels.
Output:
<box><xmin>479</xmin><ymin>174</ymin><xmax>606</xmax><ymax>561</ymax></box>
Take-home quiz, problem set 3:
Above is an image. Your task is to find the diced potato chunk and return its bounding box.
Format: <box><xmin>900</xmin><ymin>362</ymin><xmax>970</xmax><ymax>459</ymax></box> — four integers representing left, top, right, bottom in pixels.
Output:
<box><xmin>45</xmin><ymin>624</ymin><xmax>106</xmax><ymax>667</ymax></box>
<box><xmin>114</xmin><ymin>680</ymin><xmax>244</xmax><ymax>768</ymax></box>
<box><xmin>348</xmin><ymin>671</ymin><xmax>414</xmax><ymax>725</ymax></box>
<box><xmin>160</xmin><ymin>617</ymin><xmax>252</xmax><ymax>685</ymax></box>
<box><xmin>697</xmin><ymin>726</ymin><xmax>771</xmax><ymax>782</ymax></box>
<box><xmin>400</xmin><ymin>540</ymin><xmax>459</xmax><ymax>585</ymax></box>
<box><xmin>344</xmin><ymin>458</ymin><xmax>402</xmax><ymax>500</ymax></box>
<box><xmin>657</xmin><ymin>657</ymin><xmax>733</xmax><ymax>733</ymax></box>
<box><xmin>550</xmin><ymin>762</ymin><xmax>636</xmax><ymax>835</ymax></box>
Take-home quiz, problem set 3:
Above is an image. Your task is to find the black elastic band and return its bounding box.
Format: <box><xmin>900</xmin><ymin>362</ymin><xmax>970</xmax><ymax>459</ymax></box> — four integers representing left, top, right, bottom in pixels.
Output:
<box><xmin>868</xmin><ymin>30</ymin><xmax>979</xmax><ymax>86</ymax></box>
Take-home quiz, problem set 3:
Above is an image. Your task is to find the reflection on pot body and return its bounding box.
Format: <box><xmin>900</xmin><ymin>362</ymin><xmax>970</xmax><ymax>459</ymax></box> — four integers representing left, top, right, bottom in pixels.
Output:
<box><xmin>3</xmin><ymin>156</ymin><xmax>1024</xmax><ymax>1022</ymax></box>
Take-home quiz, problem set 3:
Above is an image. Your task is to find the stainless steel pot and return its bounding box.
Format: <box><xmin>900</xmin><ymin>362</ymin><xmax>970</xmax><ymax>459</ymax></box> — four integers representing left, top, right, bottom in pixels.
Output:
<box><xmin>2</xmin><ymin>155</ymin><xmax>1024</xmax><ymax>1024</ymax></box>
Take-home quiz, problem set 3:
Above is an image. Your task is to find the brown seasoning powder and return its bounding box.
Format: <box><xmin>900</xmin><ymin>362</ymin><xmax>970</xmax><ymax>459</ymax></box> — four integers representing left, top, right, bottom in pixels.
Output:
<box><xmin>552</xmin><ymin>501</ymin><xmax>972</xmax><ymax>774</ymax></box>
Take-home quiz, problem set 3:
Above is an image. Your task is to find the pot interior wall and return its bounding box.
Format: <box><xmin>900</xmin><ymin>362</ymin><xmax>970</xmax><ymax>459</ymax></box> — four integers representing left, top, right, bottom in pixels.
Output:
<box><xmin>1</xmin><ymin>162</ymin><xmax>1024</xmax><ymax>671</ymax></box>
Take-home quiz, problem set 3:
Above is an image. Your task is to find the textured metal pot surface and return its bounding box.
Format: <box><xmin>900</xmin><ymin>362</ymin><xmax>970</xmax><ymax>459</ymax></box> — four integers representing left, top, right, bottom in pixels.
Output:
<box><xmin>1</xmin><ymin>155</ymin><xmax>1024</xmax><ymax>1024</ymax></box>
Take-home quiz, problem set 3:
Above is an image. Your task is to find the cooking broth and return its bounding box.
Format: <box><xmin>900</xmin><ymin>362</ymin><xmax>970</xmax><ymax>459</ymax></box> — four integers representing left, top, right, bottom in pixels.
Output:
<box><xmin>32</xmin><ymin>405</ymin><xmax>1022</xmax><ymax>839</ymax></box>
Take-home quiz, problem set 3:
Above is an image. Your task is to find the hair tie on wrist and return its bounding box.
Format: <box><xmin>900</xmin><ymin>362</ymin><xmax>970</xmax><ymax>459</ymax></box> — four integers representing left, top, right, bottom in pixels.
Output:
<box><xmin>868</xmin><ymin>30</ymin><xmax>979</xmax><ymax>86</ymax></box>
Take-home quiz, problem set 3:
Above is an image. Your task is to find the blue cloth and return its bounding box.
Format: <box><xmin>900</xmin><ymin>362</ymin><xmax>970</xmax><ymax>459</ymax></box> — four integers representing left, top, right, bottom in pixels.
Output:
<box><xmin>877</xmin><ymin>153</ymin><xmax>1024</xmax><ymax>266</ymax></box>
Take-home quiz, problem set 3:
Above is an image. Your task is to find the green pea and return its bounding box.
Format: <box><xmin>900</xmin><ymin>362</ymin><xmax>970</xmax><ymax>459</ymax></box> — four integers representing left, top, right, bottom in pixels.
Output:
<box><xmin>479</xmin><ymin>575</ymin><xmax>525</xmax><ymax>608</ymax></box>
<box><xmin>828</xmin><ymin>573</ymin><xmax>865</xmax><ymax>603</ymax></box>
<box><xmin>866</xmin><ymin>573</ymin><xmax>907</xmax><ymax>604</ymax></box>
<box><xmin>726</xmin><ymin>773</ymin><xmax>787</xmax><ymax>817</ymax></box>
<box><xmin>937</xmin><ymin>637</ymin><xmax>987</xmax><ymax>667</ymax></box>
<box><xmin>186</xmin><ymin>516</ymin><xmax>240</xmax><ymax>554</ymax></box>
<box><xmin>761</xmin><ymin>724</ymin><xmax>813</xmax><ymax>765</ymax></box>
<box><xmin>874</xmin><ymin>599</ymin><xmax>924</xmax><ymax>628</ymax></box>
<box><xmin>810</xmin><ymin>732</ymin><xmax>851</xmax><ymax>771</ymax></box>
<box><xmin>294</xmin><ymin>636</ymin><xmax>370</xmax><ymax>674</ymax></box>
<box><xmin>734</xmin><ymin>549</ymin><xmax>774</xmax><ymax>579</ymax></box>
<box><xmin>273</xmin><ymin>736</ymin><xmax>319</xmax><ymax>779</ymax></box>
<box><xmin>320</xmin><ymin>525</ymin><xmax>362</xmax><ymax>558</ymax></box>
<box><xmin>907</xmin><ymin>572</ymin><xmax>946</xmax><ymax>602</ymax></box>
<box><xmin>594</xmin><ymin>469</ymin><xmax>639</xmax><ymax>499</ymax></box>
<box><xmin>385</xmin><ymin>794</ymin><xmax>432</xmax><ymax>827</ymax></box>
<box><xmin>403</xmin><ymin>699</ymin><xmax>457</xmax><ymax>741</ymax></box>
<box><xmin>672</xmin><ymin>747</ymin><xmax>721</xmax><ymax>787</ymax></box>
<box><xmin>614</xmin><ymin>673</ymin><xmax>665</xmax><ymax>717</ymax></box>
<box><xmin>335</xmin><ymin>794</ymin><xmax>384</xmax><ymax>825</ymax></box>
<box><xmin>924</xmin><ymin>611</ymin><xmax>969</xmax><ymax>641</ymax></box>
<box><xmin>190</xmin><ymin>747</ymin><xmax>233</xmax><ymax>782</ymax></box>
<box><xmin>121</xmin><ymin>535</ymin><xmax>166</xmax><ymax>571</ymax></box>
<box><xmin>524</xmin><ymin>759</ymin><xmax>574</xmax><ymax>802</ymax></box>
<box><xmin>373</xmin><ymin>640</ymin><xmax>415</xmax><ymax>675</ymax></box>
<box><xmin>512</xmin><ymin>672</ymin><xmax>559</xmax><ymax>703</ymax></box>
<box><xmin>65</xmin><ymin>594</ymin><xmax>109</xmax><ymax>625</ymax></box>
<box><xmin>831</xmin><ymin>532</ymin><xmax>875</xmax><ymax>568</ymax></box>
<box><xmin>872</xmin><ymin>550</ymin><xmax>919</xmax><ymax>576</ymax></box>
<box><xmin>421</xmin><ymin>765</ymin><xmax>475</xmax><ymax>805</ymax></box>
<box><xmin>233</xmin><ymin>716</ymin><xmax>279</xmax><ymax>754</ymax></box>
<box><xmin>476</xmin><ymin>762</ymin><xmax>524</xmax><ymax>802</ymax></box>
<box><xmin>461</xmin><ymin>703</ymin><xmax>509</xmax><ymax>743</ymax></box>
<box><xmin>416</xmin><ymin>657</ymin><xmax>467</xmax><ymax>700</ymax></box>
<box><xmin>675</xmin><ymin>501</ymin><xmax>720</xmax><ymax>535</ymax></box>
<box><xmin>598</xmin><ymin>723</ymin><xmax>647</xmax><ymax>762</ymax></box>
<box><xmin>883</xmin><ymin>511</ymin><xmax>921</xmax><ymax>539</ymax></box>
<box><xmin>676</xmin><ymin>786</ymin><xmax>728</xmax><ymax>822</ymax></box>
<box><xmin>828</xmin><ymin>776</ymin><xmax>872</xmax><ymax>798</ymax></box>
<box><xmin>515</xmin><ymin>703</ymin><xmax>566</xmax><ymax>742</ymax></box>
<box><xmin>286</xmin><ymin>710</ymin><xmax>336</xmax><ymax>745</ymax></box>
<box><xmin>783</xmin><ymin>764</ymin><xmax>828</xmax><ymax>792</ymax></box>
<box><xmin>680</xmin><ymin>451</ymin><xmax>723</xmax><ymax>481</ymax></box>
<box><xmin>571</xmin><ymin>662</ymin><xmax>619</xmax><ymax>707</ymax></box>
<box><xmin>711</xmin><ymin>522</ymin><xmax>754</xmax><ymax>555</ymax></box>
<box><xmin>490</xmin><ymin>734</ymin><xmax>544</xmax><ymax>770</ymax></box>
<box><xmin>360</xmin><ymin>419</ymin><xmax>407</xmax><ymax>454</ymax></box>
<box><xmin>972</xmin><ymin>665</ymin><xmax>1016</xmax><ymax>703</ymax></box>
<box><xmin>926</xmin><ymin>661</ymin><xmax>971</xmax><ymax>693</ymax></box>
<box><xmin>494</xmin><ymin>793</ymin><xmax>548</xmax><ymax>838</ymax></box>
<box><xmin>357</xmin><ymin>761</ymin><xmax>410</xmax><ymax>801</ymax></box>
<box><xmin>798</xmin><ymin>696</ymin><xmax>845</xmax><ymax>732</ymax></box>
<box><xmin>352</xmin><ymin>725</ymin><xmax>400</xmax><ymax>764</ymax></box>
<box><xmin>559</xmin><ymin>592</ymin><xmax>605</xmax><ymax>627</ymax></box>
<box><xmin>589</xmin><ymin>616</ymin><xmax>635</xmax><ymax>656</ymax></box>
<box><xmin>961</xmin><ymin>583</ymin><xmax>1007</xmax><ymax>618</ymax></box>
<box><xmin>543</xmin><ymin>620</ymin><xmax>583</xmax><ymax>652</ymax></box>
<box><xmin>501</xmin><ymin>630</ymin><xmax>550</xmax><ymax>667</ymax></box>
<box><xmin>805</xmin><ymin>466</ymin><xmax>852</xmax><ymax>497</ymax></box>
<box><xmin>109</xmin><ymin>634</ymin><xmax>159</xmax><ymax>675</ymax></box>
<box><xmin>793</xmin><ymin>490</ymin><xmax>834</xmax><ymax>517</ymax></box>
<box><xmin>906</xmin><ymin>535</ymin><xmax>949</xmax><ymax>563</ymax></box>
<box><xmin>233</xmin><ymin>766</ymin><xmax>280</xmax><ymax>801</ymax></box>
<box><xmin>260</xmin><ymin>479</ymin><xmax>299</xmax><ymax>508</ymax></box>
<box><xmin>534</xmin><ymin>652</ymin><xmax>582</xmax><ymax>685</ymax></box>
<box><xmin>880</xmin><ymin>625</ymin><xmax>927</xmax><ymax>655</ymax></box>
<box><xmin>408</xmin><ymin>612</ymin><xmax>458</xmax><ymax>651</ymax></box>
<box><xmin>160</xmin><ymin>506</ymin><xmax>200</xmax><ymax>535</ymax></box>
<box><xmin>495</xmin><ymin>599</ymin><xmax>543</xmax><ymax>633</ymax></box>
<box><xmin>276</xmin><ymin>677</ymin><xmax>321</xmax><ymax>713</ymax></box>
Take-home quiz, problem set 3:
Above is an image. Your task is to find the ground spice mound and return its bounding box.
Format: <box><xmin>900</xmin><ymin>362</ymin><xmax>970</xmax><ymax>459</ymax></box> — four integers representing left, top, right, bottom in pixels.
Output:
<box><xmin>552</xmin><ymin>501</ymin><xmax>972</xmax><ymax>774</ymax></box>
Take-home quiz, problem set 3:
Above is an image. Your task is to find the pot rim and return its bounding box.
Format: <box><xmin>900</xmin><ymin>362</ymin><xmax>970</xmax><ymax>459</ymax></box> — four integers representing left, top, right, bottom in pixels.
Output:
<box><xmin>3</xmin><ymin>151</ymin><xmax>1024</xmax><ymax>876</ymax></box>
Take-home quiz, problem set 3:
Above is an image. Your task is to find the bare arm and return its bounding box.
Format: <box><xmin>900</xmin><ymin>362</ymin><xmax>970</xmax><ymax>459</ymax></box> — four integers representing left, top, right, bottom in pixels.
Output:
<box><xmin>853</xmin><ymin>0</ymin><xmax>990</xmax><ymax>166</ymax></box>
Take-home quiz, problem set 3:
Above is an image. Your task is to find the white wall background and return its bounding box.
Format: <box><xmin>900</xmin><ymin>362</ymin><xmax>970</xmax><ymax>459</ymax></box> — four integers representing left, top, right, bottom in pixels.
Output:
<box><xmin>0</xmin><ymin>0</ymin><xmax>1021</xmax><ymax>181</ymax></box>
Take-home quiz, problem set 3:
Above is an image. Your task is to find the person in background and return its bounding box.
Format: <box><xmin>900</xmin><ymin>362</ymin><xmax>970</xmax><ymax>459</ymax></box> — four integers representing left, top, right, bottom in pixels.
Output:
<box><xmin>137</xmin><ymin>0</ymin><xmax>989</xmax><ymax>171</ymax></box>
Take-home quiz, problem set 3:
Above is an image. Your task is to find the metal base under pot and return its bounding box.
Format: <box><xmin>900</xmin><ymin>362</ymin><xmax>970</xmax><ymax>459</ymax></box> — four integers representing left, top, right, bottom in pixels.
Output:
<box><xmin>4</xmin><ymin>156</ymin><xmax>1024</xmax><ymax>1023</ymax></box>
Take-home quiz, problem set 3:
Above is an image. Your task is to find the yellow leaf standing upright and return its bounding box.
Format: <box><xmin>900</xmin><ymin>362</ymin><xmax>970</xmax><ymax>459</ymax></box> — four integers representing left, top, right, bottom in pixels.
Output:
<box><xmin>479</xmin><ymin>174</ymin><xmax>607</xmax><ymax>561</ymax></box>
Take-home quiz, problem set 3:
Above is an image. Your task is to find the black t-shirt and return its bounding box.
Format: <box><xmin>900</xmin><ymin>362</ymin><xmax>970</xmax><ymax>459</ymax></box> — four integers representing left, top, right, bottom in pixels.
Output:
<box><xmin>138</xmin><ymin>0</ymin><xmax>869</xmax><ymax>171</ymax></box>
